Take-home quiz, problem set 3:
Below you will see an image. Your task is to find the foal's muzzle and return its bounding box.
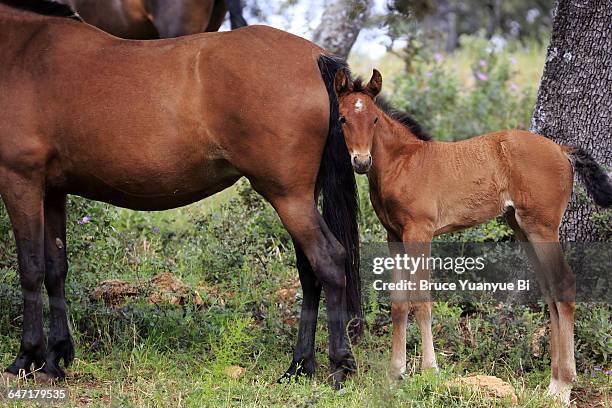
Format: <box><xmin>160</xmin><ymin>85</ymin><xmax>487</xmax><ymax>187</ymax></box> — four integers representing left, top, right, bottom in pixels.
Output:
<box><xmin>351</xmin><ymin>153</ymin><xmax>372</xmax><ymax>174</ymax></box>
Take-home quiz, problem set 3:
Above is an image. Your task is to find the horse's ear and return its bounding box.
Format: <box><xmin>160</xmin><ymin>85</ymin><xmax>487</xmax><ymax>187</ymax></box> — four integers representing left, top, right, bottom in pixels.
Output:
<box><xmin>334</xmin><ymin>69</ymin><xmax>352</xmax><ymax>96</ymax></box>
<box><xmin>366</xmin><ymin>69</ymin><xmax>382</xmax><ymax>98</ymax></box>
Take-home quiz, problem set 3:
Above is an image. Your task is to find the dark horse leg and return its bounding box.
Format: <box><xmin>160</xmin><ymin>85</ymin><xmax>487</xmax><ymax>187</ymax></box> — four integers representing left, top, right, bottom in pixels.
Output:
<box><xmin>278</xmin><ymin>243</ymin><xmax>322</xmax><ymax>381</ymax></box>
<box><xmin>2</xmin><ymin>174</ymin><xmax>46</xmax><ymax>377</ymax></box>
<box><xmin>268</xmin><ymin>193</ymin><xmax>354</xmax><ymax>388</ymax></box>
<box><xmin>225</xmin><ymin>0</ymin><xmax>247</xmax><ymax>29</ymax></box>
<box><xmin>43</xmin><ymin>193</ymin><xmax>74</xmax><ymax>378</ymax></box>
<box><xmin>146</xmin><ymin>0</ymin><xmax>213</xmax><ymax>38</ymax></box>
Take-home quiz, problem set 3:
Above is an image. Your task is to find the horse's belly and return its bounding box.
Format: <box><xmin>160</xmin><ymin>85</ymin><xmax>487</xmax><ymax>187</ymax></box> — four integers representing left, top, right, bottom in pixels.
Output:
<box><xmin>62</xmin><ymin>156</ymin><xmax>242</xmax><ymax>211</ymax></box>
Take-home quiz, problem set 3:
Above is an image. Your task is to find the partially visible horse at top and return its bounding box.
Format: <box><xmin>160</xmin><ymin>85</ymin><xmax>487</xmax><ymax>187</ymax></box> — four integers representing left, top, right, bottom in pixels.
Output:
<box><xmin>332</xmin><ymin>68</ymin><xmax>612</xmax><ymax>406</ymax></box>
<box><xmin>58</xmin><ymin>0</ymin><xmax>247</xmax><ymax>39</ymax></box>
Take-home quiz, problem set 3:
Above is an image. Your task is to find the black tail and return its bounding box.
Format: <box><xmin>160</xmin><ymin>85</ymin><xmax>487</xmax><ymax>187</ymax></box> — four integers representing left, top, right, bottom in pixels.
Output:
<box><xmin>566</xmin><ymin>147</ymin><xmax>612</xmax><ymax>207</ymax></box>
<box><xmin>317</xmin><ymin>54</ymin><xmax>363</xmax><ymax>342</ymax></box>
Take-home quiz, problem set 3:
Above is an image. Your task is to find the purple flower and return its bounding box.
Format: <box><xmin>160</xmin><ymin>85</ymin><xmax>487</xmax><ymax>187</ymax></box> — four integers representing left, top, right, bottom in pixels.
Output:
<box><xmin>605</xmin><ymin>369</ymin><xmax>612</xmax><ymax>376</ymax></box>
<box><xmin>509</xmin><ymin>56</ymin><xmax>517</xmax><ymax>65</ymax></box>
<box><xmin>510</xmin><ymin>83</ymin><xmax>519</xmax><ymax>92</ymax></box>
<box><xmin>425</xmin><ymin>71</ymin><xmax>433</xmax><ymax>78</ymax></box>
<box><xmin>434</xmin><ymin>53</ymin><xmax>444</xmax><ymax>63</ymax></box>
<box><xmin>152</xmin><ymin>227</ymin><xmax>160</xmax><ymax>234</ymax></box>
<box><xmin>77</xmin><ymin>216</ymin><xmax>91</xmax><ymax>225</ymax></box>
<box><xmin>476</xmin><ymin>72</ymin><xmax>488</xmax><ymax>81</ymax></box>
<box><xmin>479</xmin><ymin>59</ymin><xmax>487</xmax><ymax>67</ymax></box>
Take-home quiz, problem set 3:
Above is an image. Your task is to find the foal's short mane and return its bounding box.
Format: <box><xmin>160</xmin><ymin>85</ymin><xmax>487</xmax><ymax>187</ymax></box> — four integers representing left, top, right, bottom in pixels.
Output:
<box><xmin>0</xmin><ymin>0</ymin><xmax>82</xmax><ymax>21</ymax></box>
<box><xmin>352</xmin><ymin>78</ymin><xmax>431</xmax><ymax>141</ymax></box>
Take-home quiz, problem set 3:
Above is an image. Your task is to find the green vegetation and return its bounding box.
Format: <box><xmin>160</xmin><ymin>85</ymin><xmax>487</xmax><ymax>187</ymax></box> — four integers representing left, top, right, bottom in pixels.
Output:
<box><xmin>0</xmin><ymin>39</ymin><xmax>610</xmax><ymax>407</ymax></box>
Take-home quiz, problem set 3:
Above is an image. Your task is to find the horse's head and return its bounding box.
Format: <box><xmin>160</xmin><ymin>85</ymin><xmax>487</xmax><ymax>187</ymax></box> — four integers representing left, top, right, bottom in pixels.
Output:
<box><xmin>334</xmin><ymin>68</ymin><xmax>382</xmax><ymax>174</ymax></box>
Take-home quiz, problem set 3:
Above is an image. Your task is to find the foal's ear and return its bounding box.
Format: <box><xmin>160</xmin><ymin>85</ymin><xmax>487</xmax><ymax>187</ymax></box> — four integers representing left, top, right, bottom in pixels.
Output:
<box><xmin>365</xmin><ymin>69</ymin><xmax>382</xmax><ymax>98</ymax></box>
<box><xmin>334</xmin><ymin>69</ymin><xmax>352</xmax><ymax>96</ymax></box>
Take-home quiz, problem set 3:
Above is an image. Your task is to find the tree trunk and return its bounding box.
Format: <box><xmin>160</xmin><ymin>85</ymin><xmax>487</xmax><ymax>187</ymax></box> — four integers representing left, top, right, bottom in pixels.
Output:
<box><xmin>531</xmin><ymin>0</ymin><xmax>612</xmax><ymax>242</ymax></box>
<box><xmin>312</xmin><ymin>0</ymin><xmax>373</xmax><ymax>59</ymax></box>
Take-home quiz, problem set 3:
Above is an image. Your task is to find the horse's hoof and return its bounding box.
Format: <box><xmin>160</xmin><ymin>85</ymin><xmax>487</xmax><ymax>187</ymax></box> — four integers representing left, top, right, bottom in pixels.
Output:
<box><xmin>277</xmin><ymin>359</ymin><xmax>315</xmax><ymax>384</ymax></box>
<box><xmin>327</xmin><ymin>363</ymin><xmax>356</xmax><ymax>390</ymax></box>
<box><xmin>547</xmin><ymin>379</ymin><xmax>572</xmax><ymax>407</ymax></box>
<box><xmin>32</xmin><ymin>371</ymin><xmax>59</xmax><ymax>385</ymax></box>
<box><xmin>47</xmin><ymin>338</ymin><xmax>75</xmax><ymax>368</ymax></box>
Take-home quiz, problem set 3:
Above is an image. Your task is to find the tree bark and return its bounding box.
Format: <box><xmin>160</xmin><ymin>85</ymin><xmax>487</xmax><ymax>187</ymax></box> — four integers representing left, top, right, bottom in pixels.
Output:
<box><xmin>531</xmin><ymin>0</ymin><xmax>612</xmax><ymax>242</ymax></box>
<box><xmin>312</xmin><ymin>0</ymin><xmax>373</xmax><ymax>59</ymax></box>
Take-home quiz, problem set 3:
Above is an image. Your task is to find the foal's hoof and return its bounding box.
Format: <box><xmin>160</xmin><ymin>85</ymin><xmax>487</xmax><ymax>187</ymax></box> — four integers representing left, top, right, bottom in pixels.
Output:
<box><xmin>547</xmin><ymin>379</ymin><xmax>572</xmax><ymax>407</ymax></box>
<box><xmin>277</xmin><ymin>359</ymin><xmax>315</xmax><ymax>384</ymax></box>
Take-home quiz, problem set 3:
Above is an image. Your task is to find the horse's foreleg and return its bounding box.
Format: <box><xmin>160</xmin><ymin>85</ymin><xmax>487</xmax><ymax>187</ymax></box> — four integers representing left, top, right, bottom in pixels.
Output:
<box><xmin>270</xmin><ymin>194</ymin><xmax>354</xmax><ymax>388</ymax></box>
<box><xmin>278</xmin><ymin>242</ymin><xmax>322</xmax><ymax>382</ymax></box>
<box><xmin>389</xmin><ymin>227</ymin><xmax>436</xmax><ymax>379</ymax></box>
<box><xmin>402</xmin><ymin>229</ymin><xmax>436</xmax><ymax>373</ymax></box>
<box><xmin>388</xmin><ymin>233</ymin><xmax>409</xmax><ymax>379</ymax></box>
<box><xmin>43</xmin><ymin>193</ymin><xmax>74</xmax><ymax>379</ymax></box>
<box><xmin>2</xmin><ymin>175</ymin><xmax>46</xmax><ymax>377</ymax></box>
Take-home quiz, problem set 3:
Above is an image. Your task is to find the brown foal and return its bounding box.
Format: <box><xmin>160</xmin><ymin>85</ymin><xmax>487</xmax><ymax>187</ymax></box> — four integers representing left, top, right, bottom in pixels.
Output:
<box><xmin>0</xmin><ymin>0</ymin><xmax>360</xmax><ymax>387</ymax></box>
<box><xmin>333</xmin><ymin>69</ymin><xmax>612</xmax><ymax>405</ymax></box>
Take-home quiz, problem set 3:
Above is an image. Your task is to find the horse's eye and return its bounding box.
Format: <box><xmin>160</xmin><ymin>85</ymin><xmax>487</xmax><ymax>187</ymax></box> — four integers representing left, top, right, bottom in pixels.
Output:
<box><xmin>339</xmin><ymin>116</ymin><xmax>347</xmax><ymax>124</ymax></box>
<box><xmin>374</xmin><ymin>117</ymin><xmax>379</xmax><ymax>124</ymax></box>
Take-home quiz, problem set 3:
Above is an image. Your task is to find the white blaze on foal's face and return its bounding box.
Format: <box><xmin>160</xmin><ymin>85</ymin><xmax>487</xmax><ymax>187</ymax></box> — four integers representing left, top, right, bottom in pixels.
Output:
<box><xmin>354</xmin><ymin>98</ymin><xmax>364</xmax><ymax>113</ymax></box>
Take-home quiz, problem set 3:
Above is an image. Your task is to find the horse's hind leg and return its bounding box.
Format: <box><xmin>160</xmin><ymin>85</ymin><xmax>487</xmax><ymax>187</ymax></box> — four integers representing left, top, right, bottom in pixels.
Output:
<box><xmin>505</xmin><ymin>211</ymin><xmax>561</xmax><ymax>382</ymax></box>
<box><xmin>1</xmin><ymin>175</ymin><xmax>46</xmax><ymax>377</ymax></box>
<box><xmin>268</xmin><ymin>193</ymin><xmax>354</xmax><ymax>388</ymax></box>
<box><xmin>508</xmin><ymin>211</ymin><xmax>575</xmax><ymax>404</ymax></box>
<box><xmin>531</xmin><ymin>240</ymin><xmax>575</xmax><ymax>405</ymax></box>
<box><xmin>278</xmin><ymin>243</ymin><xmax>322</xmax><ymax>381</ymax></box>
<box><xmin>43</xmin><ymin>193</ymin><xmax>74</xmax><ymax>378</ymax></box>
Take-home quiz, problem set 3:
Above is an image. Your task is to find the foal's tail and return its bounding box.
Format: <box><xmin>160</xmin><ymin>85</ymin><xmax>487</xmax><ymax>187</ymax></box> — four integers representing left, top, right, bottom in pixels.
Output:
<box><xmin>564</xmin><ymin>146</ymin><xmax>612</xmax><ymax>207</ymax></box>
<box><xmin>317</xmin><ymin>54</ymin><xmax>363</xmax><ymax>342</ymax></box>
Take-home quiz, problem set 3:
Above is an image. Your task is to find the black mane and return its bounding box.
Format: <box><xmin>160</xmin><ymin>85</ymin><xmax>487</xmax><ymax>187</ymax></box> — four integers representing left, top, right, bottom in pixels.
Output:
<box><xmin>375</xmin><ymin>97</ymin><xmax>431</xmax><ymax>141</ymax></box>
<box><xmin>1</xmin><ymin>0</ymin><xmax>82</xmax><ymax>21</ymax></box>
<box><xmin>352</xmin><ymin>78</ymin><xmax>431</xmax><ymax>141</ymax></box>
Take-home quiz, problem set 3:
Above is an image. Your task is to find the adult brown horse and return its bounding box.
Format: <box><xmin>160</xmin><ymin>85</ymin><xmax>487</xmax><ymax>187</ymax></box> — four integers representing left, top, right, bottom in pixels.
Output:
<box><xmin>57</xmin><ymin>0</ymin><xmax>247</xmax><ymax>39</ymax></box>
<box><xmin>333</xmin><ymin>69</ymin><xmax>612</xmax><ymax>405</ymax></box>
<box><xmin>0</xmin><ymin>0</ymin><xmax>361</xmax><ymax>387</ymax></box>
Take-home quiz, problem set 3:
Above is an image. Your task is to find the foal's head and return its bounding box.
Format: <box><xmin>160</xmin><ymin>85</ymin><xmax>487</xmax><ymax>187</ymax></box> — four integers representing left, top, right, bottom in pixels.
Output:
<box><xmin>334</xmin><ymin>69</ymin><xmax>382</xmax><ymax>174</ymax></box>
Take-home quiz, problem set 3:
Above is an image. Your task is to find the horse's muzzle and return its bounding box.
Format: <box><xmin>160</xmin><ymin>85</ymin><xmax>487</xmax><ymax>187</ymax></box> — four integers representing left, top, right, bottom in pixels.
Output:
<box><xmin>352</xmin><ymin>153</ymin><xmax>372</xmax><ymax>174</ymax></box>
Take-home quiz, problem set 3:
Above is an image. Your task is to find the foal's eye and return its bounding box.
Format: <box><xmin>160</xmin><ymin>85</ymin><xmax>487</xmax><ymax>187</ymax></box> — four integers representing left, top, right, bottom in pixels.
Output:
<box><xmin>339</xmin><ymin>116</ymin><xmax>347</xmax><ymax>124</ymax></box>
<box><xmin>374</xmin><ymin>117</ymin><xmax>379</xmax><ymax>124</ymax></box>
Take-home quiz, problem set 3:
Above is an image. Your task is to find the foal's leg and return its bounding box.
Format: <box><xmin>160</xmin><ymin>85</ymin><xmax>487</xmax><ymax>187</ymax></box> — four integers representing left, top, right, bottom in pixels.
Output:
<box><xmin>531</xmin><ymin>241</ymin><xmax>576</xmax><ymax>405</ymax></box>
<box><xmin>388</xmin><ymin>232</ymin><xmax>410</xmax><ymax>379</ymax></box>
<box><xmin>389</xmin><ymin>227</ymin><xmax>436</xmax><ymax>379</ymax></box>
<box><xmin>43</xmin><ymin>194</ymin><xmax>74</xmax><ymax>378</ymax></box>
<box><xmin>402</xmin><ymin>228</ymin><xmax>437</xmax><ymax>372</ymax></box>
<box><xmin>270</xmin><ymin>194</ymin><xmax>354</xmax><ymax>388</ymax></box>
<box><xmin>506</xmin><ymin>213</ymin><xmax>562</xmax><ymax>386</ymax></box>
<box><xmin>505</xmin><ymin>212</ymin><xmax>560</xmax><ymax>381</ymax></box>
<box><xmin>2</xmin><ymin>176</ymin><xmax>46</xmax><ymax>376</ymax></box>
<box><xmin>279</xmin><ymin>243</ymin><xmax>322</xmax><ymax>381</ymax></box>
<box><xmin>513</xmin><ymin>213</ymin><xmax>575</xmax><ymax>405</ymax></box>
